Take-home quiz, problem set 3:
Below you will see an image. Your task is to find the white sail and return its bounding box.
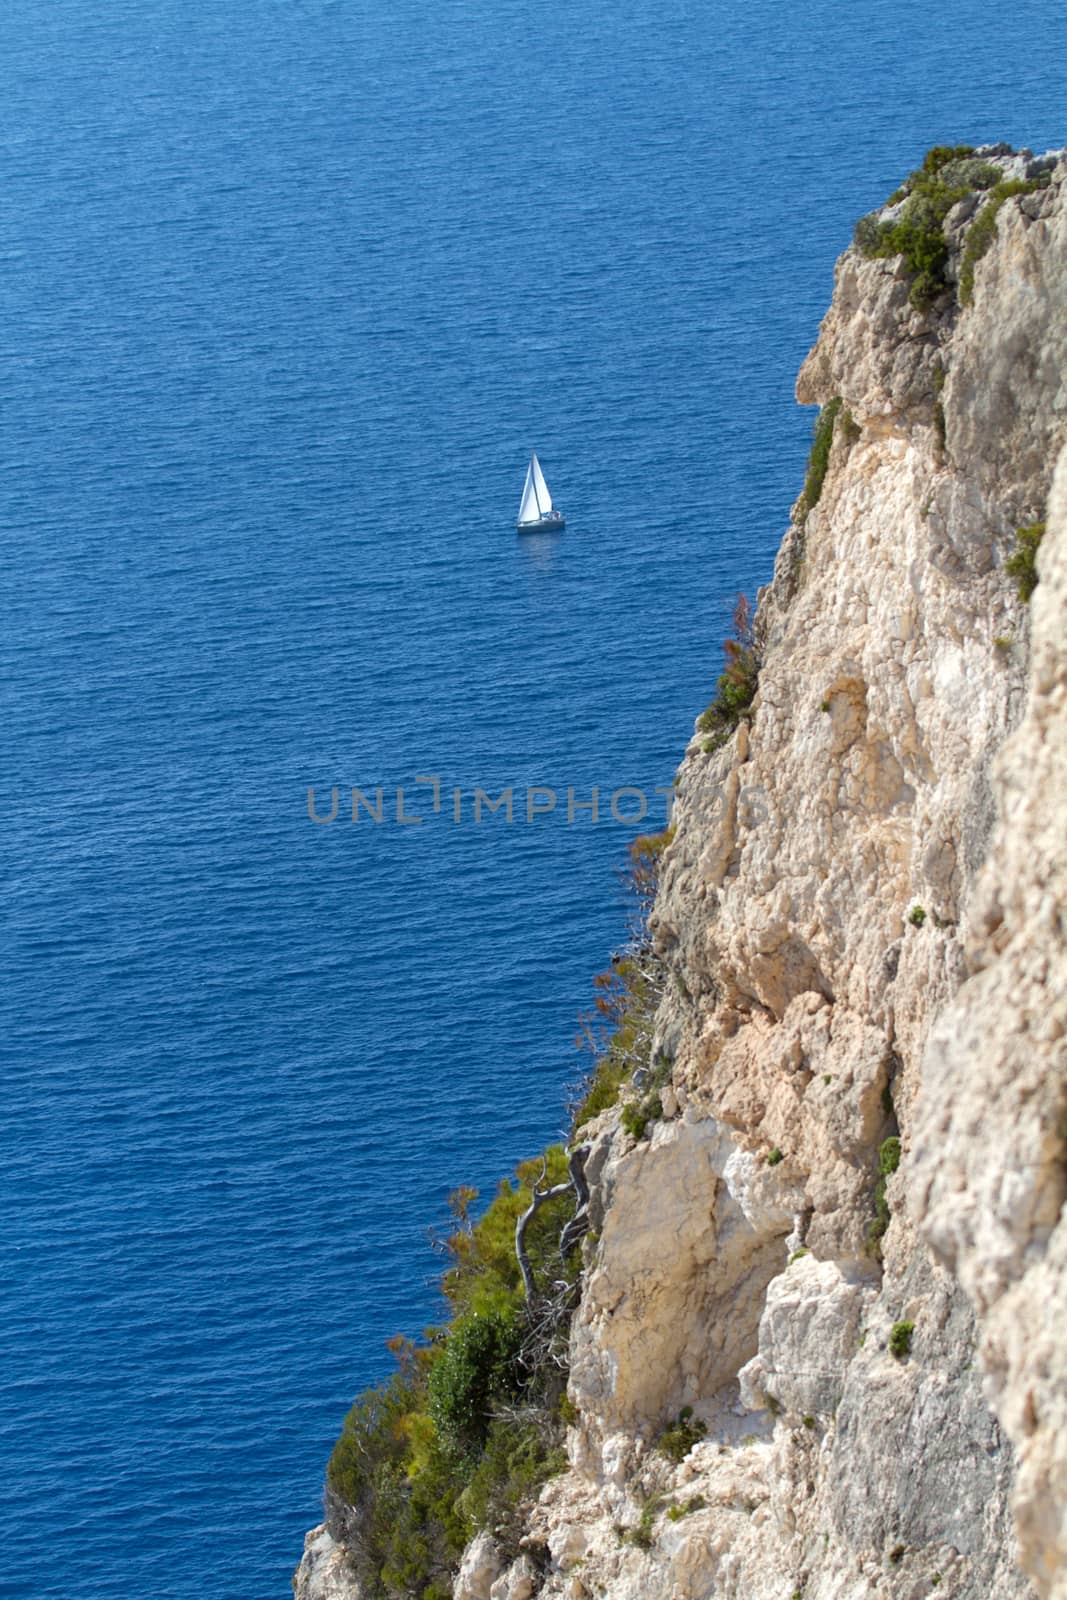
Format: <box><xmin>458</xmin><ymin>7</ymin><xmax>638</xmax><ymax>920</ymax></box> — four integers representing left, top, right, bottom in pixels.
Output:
<box><xmin>530</xmin><ymin>452</ymin><xmax>552</xmax><ymax>513</ymax></box>
<box><xmin>517</xmin><ymin>461</ymin><xmax>540</xmax><ymax>525</ymax></box>
<box><xmin>517</xmin><ymin>452</ymin><xmax>560</xmax><ymax>526</ymax></box>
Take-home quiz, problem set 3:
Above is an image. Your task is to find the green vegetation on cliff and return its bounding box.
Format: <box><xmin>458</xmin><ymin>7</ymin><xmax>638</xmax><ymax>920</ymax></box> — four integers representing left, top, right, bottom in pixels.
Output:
<box><xmin>698</xmin><ymin>594</ymin><xmax>760</xmax><ymax>752</ymax></box>
<box><xmin>326</xmin><ymin>833</ymin><xmax>673</xmax><ymax>1599</ymax></box>
<box><xmin>853</xmin><ymin>144</ymin><xmax>1049</xmax><ymax>310</ymax></box>
<box><xmin>327</xmin><ymin>1154</ymin><xmax>576</xmax><ymax>1598</ymax></box>
<box><xmin>854</xmin><ymin>146</ymin><xmax>1001</xmax><ymax>307</ymax></box>
<box><xmin>1005</xmin><ymin>521</ymin><xmax>1046</xmax><ymax>602</ymax></box>
<box><xmin>959</xmin><ymin>181</ymin><xmax>1049</xmax><ymax>305</ymax></box>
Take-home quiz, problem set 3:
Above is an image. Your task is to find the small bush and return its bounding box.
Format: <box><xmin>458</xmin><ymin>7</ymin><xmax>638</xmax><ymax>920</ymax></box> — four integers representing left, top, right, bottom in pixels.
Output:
<box><xmin>766</xmin><ymin>1147</ymin><xmax>784</xmax><ymax>1167</ymax></box>
<box><xmin>820</xmin><ymin>698</ymin><xmax>831</xmax><ymax>713</ymax></box>
<box><xmin>797</xmin><ymin>397</ymin><xmax>843</xmax><ymax>522</ymax></box>
<box><xmin>428</xmin><ymin>1309</ymin><xmax>523</xmax><ymax>1459</ymax></box>
<box><xmin>959</xmin><ymin>178</ymin><xmax>1049</xmax><ymax>305</ymax></box>
<box><xmin>890</xmin><ymin>1543</ymin><xmax>906</xmax><ymax>1564</ymax></box>
<box><xmin>889</xmin><ymin>1321</ymin><xmax>914</xmax><ymax>1359</ymax></box>
<box><xmin>571</xmin><ymin>837</ymin><xmax>669</xmax><ymax>1129</ymax></box>
<box><xmin>620</xmin><ymin>1101</ymin><xmax>647</xmax><ymax>1140</ymax></box>
<box><xmin>667</xmin><ymin>1495</ymin><xmax>707</xmax><ymax>1521</ymax></box>
<box><xmin>855</xmin><ymin>182</ymin><xmax>963</xmax><ymax>307</ymax></box>
<box><xmin>1005</xmin><ymin>521</ymin><xmax>1045</xmax><ymax>603</ymax></box>
<box><xmin>908</xmin><ymin>905</ymin><xmax>926</xmax><ymax>928</ymax></box>
<box><xmin>839</xmin><ymin>406</ymin><xmax>861</xmax><ymax>445</ymax></box>
<box><xmin>439</xmin><ymin>1148</ymin><xmax>574</xmax><ymax>1320</ymax></box>
<box><xmin>855</xmin><ymin>145</ymin><xmax>1017</xmax><ymax>309</ymax></box>
<box><xmin>657</xmin><ymin>1407</ymin><xmax>708</xmax><ymax>1463</ymax></box>
<box><xmin>629</xmin><ymin>1494</ymin><xmax>664</xmax><ymax>1549</ymax></box>
<box><xmin>326</xmin><ymin>1144</ymin><xmax>581</xmax><ymax>1599</ymax></box>
<box><xmin>697</xmin><ymin>593</ymin><xmax>760</xmax><ymax>751</ymax></box>
<box><xmin>866</xmin><ymin>1138</ymin><xmax>902</xmax><ymax>1260</ymax></box>
<box><xmin>621</xmin><ymin>1093</ymin><xmax>662</xmax><ymax>1142</ymax></box>
<box><xmin>879</xmin><ymin>1136</ymin><xmax>901</xmax><ymax>1177</ymax></box>
<box><xmin>993</xmin><ymin>635</ymin><xmax>1014</xmax><ymax>653</ymax></box>
<box><xmin>919</xmin><ymin>144</ymin><xmax>976</xmax><ymax>175</ymax></box>
<box><xmin>790</xmin><ymin>1247</ymin><xmax>809</xmax><ymax>1264</ymax></box>
<box><xmin>461</xmin><ymin>1418</ymin><xmax>566</xmax><ymax>1546</ymax></box>
<box><xmin>558</xmin><ymin>1393</ymin><xmax>578</xmax><ymax>1427</ymax></box>
<box><xmin>802</xmin><ymin>1414</ymin><xmax>816</xmax><ymax>1430</ymax></box>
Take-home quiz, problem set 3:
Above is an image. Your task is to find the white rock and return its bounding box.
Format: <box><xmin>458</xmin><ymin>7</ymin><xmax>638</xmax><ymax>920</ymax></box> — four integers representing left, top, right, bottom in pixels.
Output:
<box><xmin>453</xmin><ymin>1531</ymin><xmax>503</xmax><ymax>1600</ymax></box>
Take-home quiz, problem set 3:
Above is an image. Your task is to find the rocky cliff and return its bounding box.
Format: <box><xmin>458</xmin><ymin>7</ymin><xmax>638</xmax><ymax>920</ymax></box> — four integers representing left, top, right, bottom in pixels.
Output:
<box><xmin>295</xmin><ymin>145</ymin><xmax>1067</xmax><ymax>1600</ymax></box>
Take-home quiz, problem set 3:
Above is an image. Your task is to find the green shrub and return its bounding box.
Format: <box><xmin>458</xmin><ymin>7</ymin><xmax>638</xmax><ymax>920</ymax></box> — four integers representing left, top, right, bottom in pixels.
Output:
<box><xmin>326</xmin><ymin>1142</ymin><xmax>580</xmax><ymax>1598</ymax></box>
<box><xmin>889</xmin><ymin>1321</ymin><xmax>914</xmax><ymax>1359</ymax></box>
<box><xmin>697</xmin><ymin>593</ymin><xmax>759</xmax><ymax>751</ymax></box>
<box><xmin>328</xmin><ymin>1368</ymin><xmax>426</xmax><ymax>1513</ymax></box>
<box><xmin>325</xmin><ymin>814</ymin><xmax>678</xmax><ymax>1598</ymax></box>
<box><xmin>460</xmin><ymin>1417</ymin><xmax>566</xmax><ymax>1546</ymax></box>
<box><xmin>439</xmin><ymin>1148</ymin><xmax>574</xmax><ymax>1320</ymax></box>
<box><xmin>855</xmin><ymin>182</ymin><xmax>962</xmax><ymax>307</ymax></box>
<box><xmin>630</xmin><ymin>1495</ymin><xmax>663</xmax><ymax>1550</ymax></box>
<box><xmin>839</xmin><ymin>406</ymin><xmax>861</xmax><ymax>445</ymax></box>
<box><xmin>621</xmin><ymin>1092</ymin><xmax>662</xmax><ymax>1142</ymax></box>
<box><xmin>920</xmin><ymin>144</ymin><xmax>976</xmax><ymax>174</ymax></box>
<box><xmin>908</xmin><ymin>905</ymin><xmax>926</xmax><ymax>928</ymax></box>
<box><xmin>428</xmin><ymin>1309</ymin><xmax>523</xmax><ymax>1458</ymax></box>
<box><xmin>327</xmin><ymin>1368</ymin><xmax>469</xmax><ymax>1599</ymax></box>
<box><xmin>797</xmin><ymin>398</ymin><xmax>843</xmax><ymax>522</ymax></box>
<box><xmin>959</xmin><ymin>179</ymin><xmax>1049</xmax><ymax>305</ymax></box>
<box><xmin>766</xmin><ymin>1147</ymin><xmax>784</xmax><ymax>1167</ymax></box>
<box><xmin>667</xmin><ymin>1495</ymin><xmax>706</xmax><ymax>1521</ymax></box>
<box><xmin>879</xmin><ymin>1136</ymin><xmax>901</xmax><ymax>1177</ymax></box>
<box><xmin>657</xmin><ymin>1406</ymin><xmax>708</xmax><ymax>1463</ymax></box>
<box><xmin>855</xmin><ymin>145</ymin><xmax>1014</xmax><ymax>309</ymax></box>
<box><xmin>572</xmin><ymin>954</ymin><xmax>661</xmax><ymax>1128</ymax></box>
<box><xmin>802</xmin><ymin>1414</ymin><xmax>816</xmax><ymax>1430</ymax></box>
<box><xmin>866</xmin><ymin>1138</ymin><xmax>903</xmax><ymax>1260</ymax></box>
<box><xmin>1005</xmin><ymin>521</ymin><xmax>1045</xmax><ymax>603</ymax></box>
<box><xmin>571</xmin><ymin>834</ymin><xmax>671</xmax><ymax>1129</ymax></box>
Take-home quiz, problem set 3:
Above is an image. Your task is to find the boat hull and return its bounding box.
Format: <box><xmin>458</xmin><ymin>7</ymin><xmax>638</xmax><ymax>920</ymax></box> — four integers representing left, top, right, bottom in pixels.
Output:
<box><xmin>516</xmin><ymin>512</ymin><xmax>566</xmax><ymax>532</ymax></box>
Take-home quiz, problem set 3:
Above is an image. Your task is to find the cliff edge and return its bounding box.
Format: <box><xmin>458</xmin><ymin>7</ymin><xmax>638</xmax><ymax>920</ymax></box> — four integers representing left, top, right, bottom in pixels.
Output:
<box><xmin>296</xmin><ymin>144</ymin><xmax>1067</xmax><ymax>1600</ymax></box>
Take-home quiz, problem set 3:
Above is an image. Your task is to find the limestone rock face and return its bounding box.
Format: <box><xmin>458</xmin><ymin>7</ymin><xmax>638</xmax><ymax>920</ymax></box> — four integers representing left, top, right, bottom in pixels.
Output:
<box><xmin>454</xmin><ymin>1531</ymin><xmax>505</xmax><ymax>1600</ymax></box>
<box><xmin>568</xmin><ymin>1112</ymin><xmax>792</xmax><ymax>1478</ymax></box>
<box><xmin>293</xmin><ymin>1525</ymin><xmax>363</xmax><ymax>1600</ymax></box>
<box><xmin>519</xmin><ymin>148</ymin><xmax>1067</xmax><ymax>1600</ymax></box>
<box><xmin>915</xmin><ymin>444</ymin><xmax>1067</xmax><ymax>1597</ymax></box>
<box><xmin>299</xmin><ymin>149</ymin><xmax>1067</xmax><ymax>1600</ymax></box>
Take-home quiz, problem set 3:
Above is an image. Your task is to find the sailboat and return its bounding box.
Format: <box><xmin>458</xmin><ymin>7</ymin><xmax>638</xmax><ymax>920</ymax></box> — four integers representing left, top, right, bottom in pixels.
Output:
<box><xmin>516</xmin><ymin>452</ymin><xmax>566</xmax><ymax>532</ymax></box>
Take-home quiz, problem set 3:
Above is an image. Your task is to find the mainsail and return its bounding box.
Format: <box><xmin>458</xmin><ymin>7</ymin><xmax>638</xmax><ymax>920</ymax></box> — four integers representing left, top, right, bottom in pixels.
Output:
<box><xmin>518</xmin><ymin>453</ymin><xmax>553</xmax><ymax>524</ymax></box>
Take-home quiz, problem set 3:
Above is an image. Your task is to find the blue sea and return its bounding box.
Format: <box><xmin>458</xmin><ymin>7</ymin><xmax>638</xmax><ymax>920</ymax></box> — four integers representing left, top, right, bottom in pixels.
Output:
<box><xmin>2</xmin><ymin>2</ymin><xmax>1062</xmax><ymax>1594</ymax></box>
